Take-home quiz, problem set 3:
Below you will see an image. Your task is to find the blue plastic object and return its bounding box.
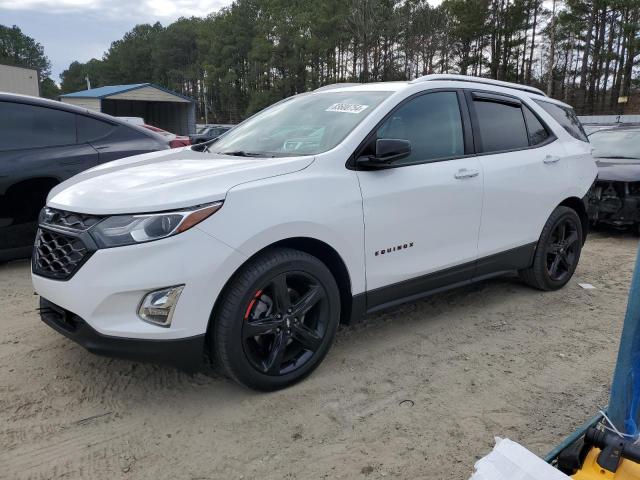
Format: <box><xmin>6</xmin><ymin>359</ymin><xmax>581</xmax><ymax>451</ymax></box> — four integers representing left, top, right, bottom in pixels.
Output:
<box><xmin>608</xmin><ymin>242</ymin><xmax>640</xmax><ymax>436</ymax></box>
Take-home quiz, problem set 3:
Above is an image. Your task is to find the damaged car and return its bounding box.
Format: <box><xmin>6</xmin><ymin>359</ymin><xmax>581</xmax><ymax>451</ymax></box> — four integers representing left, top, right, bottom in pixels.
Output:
<box><xmin>587</xmin><ymin>127</ymin><xmax>640</xmax><ymax>232</ymax></box>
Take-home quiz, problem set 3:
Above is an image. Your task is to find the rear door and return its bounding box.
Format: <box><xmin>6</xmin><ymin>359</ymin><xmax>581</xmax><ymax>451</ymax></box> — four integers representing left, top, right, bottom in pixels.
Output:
<box><xmin>356</xmin><ymin>90</ymin><xmax>483</xmax><ymax>309</ymax></box>
<box><xmin>468</xmin><ymin>91</ymin><xmax>569</xmax><ymax>273</ymax></box>
<box><xmin>0</xmin><ymin>102</ymin><xmax>99</xmax><ymax>254</ymax></box>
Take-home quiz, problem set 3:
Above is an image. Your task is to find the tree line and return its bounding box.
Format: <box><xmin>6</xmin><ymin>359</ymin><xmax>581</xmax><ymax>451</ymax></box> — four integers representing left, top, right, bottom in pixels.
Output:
<box><xmin>3</xmin><ymin>0</ymin><xmax>639</xmax><ymax>121</ymax></box>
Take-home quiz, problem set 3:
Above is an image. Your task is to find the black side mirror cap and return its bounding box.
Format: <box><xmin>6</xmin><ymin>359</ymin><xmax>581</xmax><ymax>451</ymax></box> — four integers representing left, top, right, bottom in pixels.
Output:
<box><xmin>356</xmin><ymin>138</ymin><xmax>412</xmax><ymax>168</ymax></box>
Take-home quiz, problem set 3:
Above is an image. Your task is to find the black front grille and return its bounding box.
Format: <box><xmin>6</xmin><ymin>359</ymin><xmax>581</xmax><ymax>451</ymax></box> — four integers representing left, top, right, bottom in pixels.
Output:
<box><xmin>33</xmin><ymin>229</ymin><xmax>93</xmax><ymax>280</ymax></box>
<box><xmin>40</xmin><ymin>208</ymin><xmax>102</xmax><ymax>231</ymax></box>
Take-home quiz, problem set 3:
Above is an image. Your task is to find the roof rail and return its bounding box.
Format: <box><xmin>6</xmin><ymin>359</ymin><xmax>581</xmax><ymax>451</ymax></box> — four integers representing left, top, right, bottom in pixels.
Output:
<box><xmin>410</xmin><ymin>74</ymin><xmax>547</xmax><ymax>97</ymax></box>
<box><xmin>314</xmin><ymin>82</ymin><xmax>361</xmax><ymax>92</ymax></box>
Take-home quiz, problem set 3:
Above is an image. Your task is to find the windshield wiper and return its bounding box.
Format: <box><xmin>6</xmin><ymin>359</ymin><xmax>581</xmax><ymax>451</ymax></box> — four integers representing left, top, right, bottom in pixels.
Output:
<box><xmin>219</xmin><ymin>150</ymin><xmax>271</xmax><ymax>157</ymax></box>
<box><xmin>596</xmin><ymin>155</ymin><xmax>640</xmax><ymax>160</ymax></box>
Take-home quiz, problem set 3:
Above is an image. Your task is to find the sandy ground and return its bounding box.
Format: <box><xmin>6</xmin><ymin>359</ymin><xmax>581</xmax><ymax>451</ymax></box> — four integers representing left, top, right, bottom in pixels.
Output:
<box><xmin>0</xmin><ymin>230</ymin><xmax>637</xmax><ymax>480</ymax></box>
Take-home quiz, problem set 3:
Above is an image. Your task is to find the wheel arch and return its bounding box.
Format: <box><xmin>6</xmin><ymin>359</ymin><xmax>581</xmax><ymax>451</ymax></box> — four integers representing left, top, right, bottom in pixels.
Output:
<box><xmin>205</xmin><ymin>236</ymin><xmax>358</xmax><ymax>357</ymax></box>
<box><xmin>1</xmin><ymin>176</ymin><xmax>60</xmax><ymax>220</ymax></box>
<box><xmin>558</xmin><ymin>196</ymin><xmax>588</xmax><ymax>244</ymax></box>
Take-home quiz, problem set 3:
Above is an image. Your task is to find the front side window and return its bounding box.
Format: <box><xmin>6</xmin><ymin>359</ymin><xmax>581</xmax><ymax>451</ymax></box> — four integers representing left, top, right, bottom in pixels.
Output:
<box><xmin>0</xmin><ymin>101</ymin><xmax>76</xmax><ymax>151</ymax></box>
<box><xmin>534</xmin><ymin>100</ymin><xmax>588</xmax><ymax>142</ymax></box>
<box><xmin>473</xmin><ymin>99</ymin><xmax>529</xmax><ymax>153</ymax></box>
<box><xmin>211</xmin><ymin>91</ymin><xmax>392</xmax><ymax>157</ymax></box>
<box><xmin>370</xmin><ymin>91</ymin><xmax>464</xmax><ymax>166</ymax></box>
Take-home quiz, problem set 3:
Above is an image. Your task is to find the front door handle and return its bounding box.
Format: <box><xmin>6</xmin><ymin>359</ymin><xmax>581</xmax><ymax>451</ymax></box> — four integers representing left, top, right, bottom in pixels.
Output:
<box><xmin>543</xmin><ymin>154</ymin><xmax>561</xmax><ymax>164</ymax></box>
<box><xmin>454</xmin><ymin>168</ymin><xmax>479</xmax><ymax>179</ymax></box>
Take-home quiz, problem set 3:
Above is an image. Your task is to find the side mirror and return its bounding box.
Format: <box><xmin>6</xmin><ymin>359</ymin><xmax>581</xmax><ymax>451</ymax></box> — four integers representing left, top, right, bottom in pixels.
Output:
<box><xmin>357</xmin><ymin>138</ymin><xmax>411</xmax><ymax>168</ymax></box>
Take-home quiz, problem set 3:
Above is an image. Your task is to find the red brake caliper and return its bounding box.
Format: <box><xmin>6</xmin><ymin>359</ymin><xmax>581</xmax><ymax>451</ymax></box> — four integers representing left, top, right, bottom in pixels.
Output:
<box><xmin>244</xmin><ymin>289</ymin><xmax>263</xmax><ymax>321</ymax></box>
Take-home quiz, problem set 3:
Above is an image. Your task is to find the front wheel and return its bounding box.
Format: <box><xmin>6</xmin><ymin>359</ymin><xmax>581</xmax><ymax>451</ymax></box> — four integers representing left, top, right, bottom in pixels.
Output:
<box><xmin>211</xmin><ymin>248</ymin><xmax>340</xmax><ymax>391</ymax></box>
<box><xmin>520</xmin><ymin>206</ymin><xmax>583</xmax><ymax>291</ymax></box>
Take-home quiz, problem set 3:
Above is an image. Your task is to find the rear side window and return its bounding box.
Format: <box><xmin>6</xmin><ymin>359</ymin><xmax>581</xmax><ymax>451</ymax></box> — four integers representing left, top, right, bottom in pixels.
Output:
<box><xmin>0</xmin><ymin>101</ymin><xmax>76</xmax><ymax>151</ymax></box>
<box><xmin>77</xmin><ymin>115</ymin><xmax>116</xmax><ymax>143</ymax></box>
<box><xmin>534</xmin><ymin>100</ymin><xmax>588</xmax><ymax>142</ymax></box>
<box><xmin>522</xmin><ymin>105</ymin><xmax>550</xmax><ymax>146</ymax></box>
<box><xmin>473</xmin><ymin>99</ymin><xmax>529</xmax><ymax>152</ymax></box>
<box><xmin>374</xmin><ymin>91</ymin><xmax>464</xmax><ymax>165</ymax></box>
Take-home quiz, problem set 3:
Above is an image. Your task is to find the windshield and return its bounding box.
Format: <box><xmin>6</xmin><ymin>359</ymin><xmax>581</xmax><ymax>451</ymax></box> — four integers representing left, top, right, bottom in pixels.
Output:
<box><xmin>590</xmin><ymin>129</ymin><xmax>640</xmax><ymax>159</ymax></box>
<box><xmin>210</xmin><ymin>91</ymin><xmax>392</xmax><ymax>157</ymax></box>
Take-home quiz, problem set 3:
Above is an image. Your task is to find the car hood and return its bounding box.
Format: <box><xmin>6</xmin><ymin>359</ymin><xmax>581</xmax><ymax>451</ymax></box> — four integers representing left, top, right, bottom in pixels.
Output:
<box><xmin>596</xmin><ymin>158</ymin><xmax>640</xmax><ymax>182</ymax></box>
<box><xmin>47</xmin><ymin>148</ymin><xmax>314</xmax><ymax>215</ymax></box>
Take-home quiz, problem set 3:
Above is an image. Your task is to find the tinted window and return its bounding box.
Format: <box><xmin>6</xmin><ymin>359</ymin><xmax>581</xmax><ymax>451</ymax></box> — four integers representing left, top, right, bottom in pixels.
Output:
<box><xmin>77</xmin><ymin>115</ymin><xmax>116</xmax><ymax>143</ymax></box>
<box><xmin>523</xmin><ymin>105</ymin><xmax>550</xmax><ymax>146</ymax></box>
<box><xmin>473</xmin><ymin>99</ymin><xmax>529</xmax><ymax>152</ymax></box>
<box><xmin>534</xmin><ymin>100</ymin><xmax>588</xmax><ymax>142</ymax></box>
<box><xmin>374</xmin><ymin>91</ymin><xmax>464</xmax><ymax>165</ymax></box>
<box><xmin>0</xmin><ymin>101</ymin><xmax>76</xmax><ymax>151</ymax></box>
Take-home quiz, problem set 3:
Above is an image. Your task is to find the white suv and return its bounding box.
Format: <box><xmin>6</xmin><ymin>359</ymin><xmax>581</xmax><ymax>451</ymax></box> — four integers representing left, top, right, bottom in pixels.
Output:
<box><xmin>32</xmin><ymin>75</ymin><xmax>596</xmax><ymax>390</ymax></box>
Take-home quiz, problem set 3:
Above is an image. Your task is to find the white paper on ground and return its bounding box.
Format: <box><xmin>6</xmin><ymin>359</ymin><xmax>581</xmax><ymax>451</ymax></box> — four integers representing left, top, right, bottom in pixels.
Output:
<box><xmin>579</xmin><ymin>283</ymin><xmax>596</xmax><ymax>289</ymax></box>
<box><xmin>469</xmin><ymin>438</ymin><xmax>570</xmax><ymax>480</ymax></box>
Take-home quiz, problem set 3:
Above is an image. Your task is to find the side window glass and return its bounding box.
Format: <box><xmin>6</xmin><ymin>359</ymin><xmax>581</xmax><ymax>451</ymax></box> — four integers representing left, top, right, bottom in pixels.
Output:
<box><xmin>473</xmin><ymin>99</ymin><xmax>529</xmax><ymax>152</ymax></box>
<box><xmin>522</xmin><ymin>105</ymin><xmax>550</xmax><ymax>146</ymax></box>
<box><xmin>0</xmin><ymin>101</ymin><xmax>76</xmax><ymax>151</ymax></box>
<box><xmin>375</xmin><ymin>91</ymin><xmax>464</xmax><ymax>165</ymax></box>
<box><xmin>77</xmin><ymin>115</ymin><xmax>116</xmax><ymax>143</ymax></box>
<box><xmin>534</xmin><ymin>100</ymin><xmax>588</xmax><ymax>142</ymax></box>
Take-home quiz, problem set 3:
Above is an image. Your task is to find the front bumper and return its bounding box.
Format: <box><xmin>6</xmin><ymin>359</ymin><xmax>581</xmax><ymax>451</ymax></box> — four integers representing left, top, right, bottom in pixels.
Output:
<box><xmin>32</xmin><ymin>226</ymin><xmax>247</xmax><ymax>341</ymax></box>
<box><xmin>39</xmin><ymin>298</ymin><xmax>205</xmax><ymax>371</ymax></box>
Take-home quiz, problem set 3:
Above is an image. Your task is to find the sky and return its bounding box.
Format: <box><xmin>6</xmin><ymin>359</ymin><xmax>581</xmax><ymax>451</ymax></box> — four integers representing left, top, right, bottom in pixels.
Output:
<box><xmin>0</xmin><ymin>0</ymin><xmax>234</xmax><ymax>81</ymax></box>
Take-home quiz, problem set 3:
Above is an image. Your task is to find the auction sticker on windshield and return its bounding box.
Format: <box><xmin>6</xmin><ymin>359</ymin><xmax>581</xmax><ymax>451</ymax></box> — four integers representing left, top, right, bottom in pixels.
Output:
<box><xmin>326</xmin><ymin>103</ymin><xmax>369</xmax><ymax>114</ymax></box>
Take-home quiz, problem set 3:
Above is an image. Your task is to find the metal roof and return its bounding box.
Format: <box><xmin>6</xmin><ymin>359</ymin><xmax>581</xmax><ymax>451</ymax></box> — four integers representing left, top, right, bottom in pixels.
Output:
<box><xmin>60</xmin><ymin>83</ymin><xmax>193</xmax><ymax>102</ymax></box>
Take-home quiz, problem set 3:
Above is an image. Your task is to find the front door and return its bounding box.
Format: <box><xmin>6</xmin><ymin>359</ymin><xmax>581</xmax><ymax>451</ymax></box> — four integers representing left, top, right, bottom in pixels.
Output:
<box><xmin>356</xmin><ymin>90</ymin><xmax>483</xmax><ymax>310</ymax></box>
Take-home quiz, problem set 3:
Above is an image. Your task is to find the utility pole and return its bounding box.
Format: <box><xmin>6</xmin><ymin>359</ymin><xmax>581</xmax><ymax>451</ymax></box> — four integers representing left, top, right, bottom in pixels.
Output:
<box><xmin>546</xmin><ymin>0</ymin><xmax>557</xmax><ymax>96</ymax></box>
<box><xmin>85</xmin><ymin>75</ymin><xmax>91</xmax><ymax>90</ymax></box>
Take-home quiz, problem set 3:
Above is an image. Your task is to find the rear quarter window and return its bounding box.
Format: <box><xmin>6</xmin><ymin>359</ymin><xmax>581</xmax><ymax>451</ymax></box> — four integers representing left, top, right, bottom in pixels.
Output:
<box><xmin>77</xmin><ymin>115</ymin><xmax>117</xmax><ymax>143</ymax></box>
<box><xmin>534</xmin><ymin>100</ymin><xmax>588</xmax><ymax>142</ymax></box>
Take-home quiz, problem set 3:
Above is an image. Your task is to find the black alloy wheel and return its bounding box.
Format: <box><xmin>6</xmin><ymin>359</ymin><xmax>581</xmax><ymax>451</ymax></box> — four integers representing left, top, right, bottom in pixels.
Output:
<box><xmin>520</xmin><ymin>206</ymin><xmax>583</xmax><ymax>291</ymax></box>
<box><xmin>242</xmin><ymin>272</ymin><xmax>329</xmax><ymax>376</ymax></box>
<box><xmin>212</xmin><ymin>247</ymin><xmax>340</xmax><ymax>391</ymax></box>
<box><xmin>545</xmin><ymin>217</ymin><xmax>580</xmax><ymax>283</ymax></box>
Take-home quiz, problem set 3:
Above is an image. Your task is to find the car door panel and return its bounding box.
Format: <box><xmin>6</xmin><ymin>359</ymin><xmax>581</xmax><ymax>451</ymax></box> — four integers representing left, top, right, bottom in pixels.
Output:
<box><xmin>467</xmin><ymin>92</ymin><xmax>569</xmax><ymax>261</ymax></box>
<box><xmin>358</xmin><ymin>157</ymin><xmax>483</xmax><ymax>303</ymax></box>
<box><xmin>355</xmin><ymin>90</ymin><xmax>483</xmax><ymax>309</ymax></box>
<box><xmin>476</xmin><ymin>143</ymin><xmax>568</xmax><ymax>258</ymax></box>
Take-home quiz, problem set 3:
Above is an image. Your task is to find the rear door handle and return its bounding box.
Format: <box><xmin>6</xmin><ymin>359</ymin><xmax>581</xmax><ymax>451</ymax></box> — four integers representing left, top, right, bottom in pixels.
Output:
<box><xmin>454</xmin><ymin>168</ymin><xmax>479</xmax><ymax>179</ymax></box>
<box><xmin>543</xmin><ymin>155</ymin><xmax>560</xmax><ymax>164</ymax></box>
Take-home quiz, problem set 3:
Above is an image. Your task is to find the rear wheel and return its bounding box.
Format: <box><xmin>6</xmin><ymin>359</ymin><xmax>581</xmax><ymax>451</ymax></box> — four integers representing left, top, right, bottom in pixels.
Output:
<box><xmin>520</xmin><ymin>206</ymin><xmax>583</xmax><ymax>291</ymax></box>
<box><xmin>212</xmin><ymin>248</ymin><xmax>340</xmax><ymax>391</ymax></box>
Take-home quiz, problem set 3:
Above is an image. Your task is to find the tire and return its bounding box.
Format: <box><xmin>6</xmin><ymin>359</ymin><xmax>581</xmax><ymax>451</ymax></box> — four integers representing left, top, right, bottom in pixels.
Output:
<box><xmin>211</xmin><ymin>247</ymin><xmax>340</xmax><ymax>391</ymax></box>
<box><xmin>519</xmin><ymin>206</ymin><xmax>583</xmax><ymax>291</ymax></box>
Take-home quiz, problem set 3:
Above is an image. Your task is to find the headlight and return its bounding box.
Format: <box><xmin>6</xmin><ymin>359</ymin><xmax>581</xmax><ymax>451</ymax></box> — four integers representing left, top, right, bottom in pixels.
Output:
<box><xmin>90</xmin><ymin>202</ymin><xmax>222</xmax><ymax>248</ymax></box>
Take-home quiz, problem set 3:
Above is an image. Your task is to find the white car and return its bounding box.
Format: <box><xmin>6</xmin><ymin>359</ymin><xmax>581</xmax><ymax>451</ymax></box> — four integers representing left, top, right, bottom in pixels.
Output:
<box><xmin>32</xmin><ymin>75</ymin><xmax>596</xmax><ymax>390</ymax></box>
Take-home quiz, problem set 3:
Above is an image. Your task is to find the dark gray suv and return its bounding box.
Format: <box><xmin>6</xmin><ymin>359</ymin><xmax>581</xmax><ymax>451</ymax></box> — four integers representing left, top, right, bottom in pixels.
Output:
<box><xmin>0</xmin><ymin>93</ymin><xmax>170</xmax><ymax>261</ymax></box>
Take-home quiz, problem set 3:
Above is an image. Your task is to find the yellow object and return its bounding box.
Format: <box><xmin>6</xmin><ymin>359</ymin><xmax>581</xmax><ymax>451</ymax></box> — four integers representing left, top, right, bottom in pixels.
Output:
<box><xmin>573</xmin><ymin>447</ymin><xmax>640</xmax><ymax>479</ymax></box>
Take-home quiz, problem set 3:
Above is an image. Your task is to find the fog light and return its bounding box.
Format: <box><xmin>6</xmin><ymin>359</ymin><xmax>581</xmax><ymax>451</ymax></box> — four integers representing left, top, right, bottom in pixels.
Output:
<box><xmin>138</xmin><ymin>285</ymin><xmax>184</xmax><ymax>327</ymax></box>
